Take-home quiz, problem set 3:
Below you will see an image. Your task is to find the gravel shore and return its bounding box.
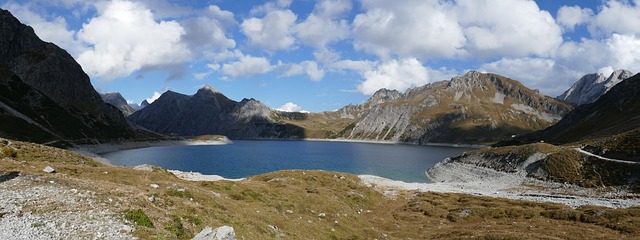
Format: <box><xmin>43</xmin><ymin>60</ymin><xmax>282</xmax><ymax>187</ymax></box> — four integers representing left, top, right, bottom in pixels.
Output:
<box><xmin>360</xmin><ymin>159</ymin><xmax>640</xmax><ymax>209</ymax></box>
<box><xmin>0</xmin><ymin>173</ymin><xmax>134</xmax><ymax>239</ymax></box>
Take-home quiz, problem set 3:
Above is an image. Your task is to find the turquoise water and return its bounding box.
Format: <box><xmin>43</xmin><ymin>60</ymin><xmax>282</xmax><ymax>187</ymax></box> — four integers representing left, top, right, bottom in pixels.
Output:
<box><xmin>100</xmin><ymin>140</ymin><xmax>472</xmax><ymax>183</ymax></box>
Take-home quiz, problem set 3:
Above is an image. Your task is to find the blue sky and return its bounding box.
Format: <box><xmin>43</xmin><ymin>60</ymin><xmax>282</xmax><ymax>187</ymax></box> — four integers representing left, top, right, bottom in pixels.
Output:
<box><xmin>2</xmin><ymin>0</ymin><xmax>640</xmax><ymax>112</ymax></box>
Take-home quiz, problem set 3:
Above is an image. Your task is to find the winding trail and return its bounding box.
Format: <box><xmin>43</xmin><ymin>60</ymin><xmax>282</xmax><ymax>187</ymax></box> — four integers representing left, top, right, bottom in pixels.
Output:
<box><xmin>574</xmin><ymin>148</ymin><xmax>640</xmax><ymax>165</ymax></box>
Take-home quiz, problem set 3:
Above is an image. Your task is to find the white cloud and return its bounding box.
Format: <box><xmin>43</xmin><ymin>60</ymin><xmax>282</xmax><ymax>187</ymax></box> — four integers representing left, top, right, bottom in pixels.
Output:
<box><xmin>194</xmin><ymin>72</ymin><xmax>211</xmax><ymax>80</ymax></box>
<box><xmin>330</xmin><ymin>59</ymin><xmax>377</xmax><ymax>74</ymax></box>
<box><xmin>357</xmin><ymin>58</ymin><xmax>435</xmax><ymax>95</ymax></box>
<box><xmin>221</xmin><ymin>54</ymin><xmax>274</xmax><ymax>78</ymax></box>
<box><xmin>76</xmin><ymin>0</ymin><xmax>190</xmax><ymax>80</ymax></box>
<box><xmin>294</xmin><ymin>0</ymin><xmax>351</xmax><ymax>48</ymax></box>
<box><xmin>589</xmin><ymin>0</ymin><xmax>640</xmax><ymax>37</ymax></box>
<box><xmin>456</xmin><ymin>0</ymin><xmax>563</xmax><ymax>58</ymax></box>
<box><xmin>557</xmin><ymin>5</ymin><xmax>594</xmax><ymax>31</ymax></box>
<box><xmin>281</xmin><ymin>61</ymin><xmax>325</xmax><ymax>81</ymax></box>
<box><xmin>146</xmin><ymin>91</ymin><xmax>162</xmax><ymax>104</ymax></box>
<box><xmin>181</xmin><ymin>6</ymin><xmax>236</xmax><ymax>54</ymax></box>
<box><xmin>606</xmin><ymin>34</ymin><xmax>640</xmax><ymax>71</ymax></box>
<box><xmin>276</xmin><ymin>102</ymin><xmax>303</xmax><ymax>112</ymax></box>
<box><xmin>352</xmin><ymin>0</ymin><xmax>563</xmax><ymax>60</ymax></box>
<box><xmin>241</xmin><ymin>9</ymin><xmax>297</xmax><ymax>51</ymax></box>
<box><xmin>353</xmin><ymin>0</ymin><xmax>465</xmax><ymax>59</ymax></box>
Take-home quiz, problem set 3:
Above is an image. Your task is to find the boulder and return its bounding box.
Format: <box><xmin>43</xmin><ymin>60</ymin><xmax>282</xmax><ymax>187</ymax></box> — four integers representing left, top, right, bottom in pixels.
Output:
<box><xmin>191</xmin><ymin>226</ymin><xmax>235</xmax><ymax>240</ymax></box>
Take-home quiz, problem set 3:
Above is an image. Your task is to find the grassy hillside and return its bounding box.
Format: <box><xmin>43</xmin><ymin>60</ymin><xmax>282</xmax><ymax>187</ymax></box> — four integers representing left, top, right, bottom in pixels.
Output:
<box><xmin>1</xmin><ymin>140</ymin><xmax>639</xmax><ymax>239</ymax></box>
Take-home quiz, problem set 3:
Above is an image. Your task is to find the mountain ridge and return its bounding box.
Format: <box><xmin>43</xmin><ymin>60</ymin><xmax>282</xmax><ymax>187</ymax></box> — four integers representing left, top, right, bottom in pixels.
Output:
<box><xmin>557</xmin><ymin>69</ymin><xmax>634</xmax><ymax>105</ymax></box>
<box><xmin>0</xmin><ymin>8</ymin><xmax>137</xmax><ymax>144</ymax></box>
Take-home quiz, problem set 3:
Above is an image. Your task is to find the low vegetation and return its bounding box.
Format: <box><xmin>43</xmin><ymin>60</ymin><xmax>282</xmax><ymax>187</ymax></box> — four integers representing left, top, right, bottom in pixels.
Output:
<box><xmin>1</xmin><ymin>139</ymin><xmax>639</xmax><ymax>239</ymax></box>
<box><xmin>460</xmin><ymin>142</ymin><xmax>640</xmax><ymax>191</ymax></box>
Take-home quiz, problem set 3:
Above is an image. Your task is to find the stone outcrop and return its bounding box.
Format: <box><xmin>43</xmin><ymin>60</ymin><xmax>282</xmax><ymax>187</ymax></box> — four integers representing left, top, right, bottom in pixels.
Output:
<box><xmin>558</xmin><ymin>69</ymin><xmax>634</xmax><ymax>106</ymax></box>
<box><xmin>192</xmin><ymin>226</ymin><xmax>235</xmax><ymax>240</ymax></box>
<box><xmin>334</xmin><ymin>71</ymin><xmax>572</xmax><ymax>144</ymax></box>
<box><xmin>100</xmin><ymin>92</ymin><xmax>136</xmax><ymax>116</ymax></box>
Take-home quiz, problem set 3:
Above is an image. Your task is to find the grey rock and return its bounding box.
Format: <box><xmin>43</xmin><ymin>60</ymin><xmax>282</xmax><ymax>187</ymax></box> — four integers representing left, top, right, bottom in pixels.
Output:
<box><xmin>192</xmin><ymin>226</ymin><xmax>235</xmax><ymax>240</ymax></box>
<box><xmin>341</xmin><ymin>71</ymin><xmax>572</xmax><ymax>144</ymax></box>
<box><xmin>100</xmin><ymin>92</ymin><xmax>136</xmax><ymax>116</ymax></box>
<box><xmin>42</xmin><ymin>166</ymin><xmax>55</xmax><ymax>173</ymax></box>
<box><xmin>558</xmin><ymin>69</ymin><xmax>634</xmax><ymax>105</ymax></box>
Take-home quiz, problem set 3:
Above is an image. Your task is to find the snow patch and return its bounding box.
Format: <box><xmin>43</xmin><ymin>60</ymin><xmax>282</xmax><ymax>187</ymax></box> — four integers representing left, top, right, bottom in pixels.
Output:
<box><xmin>492</xmin><ymin>92</ymin><xmax>505</xmax><ymax>104</ymax></box>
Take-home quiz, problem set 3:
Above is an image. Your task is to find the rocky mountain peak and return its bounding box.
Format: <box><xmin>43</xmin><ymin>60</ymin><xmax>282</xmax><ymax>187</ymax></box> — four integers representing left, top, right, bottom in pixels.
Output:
<box><xmin>366</xmin><ymin>88</ymin><xmax>402</xmax><ymax>105</ymax></box>
<box><xmin>558</xmin><ymin>69</ymin><xmax>634</xmax><ymax>106</ymax></box>
<box><xmin>100</xmin><ymin>92</ymin><xmax>135</xmax><ymax>116</ymax></box>
<box><xmin>199</xmin><ymin>84</ymin><xmax>221</xmax><ymax>94</ymax></box>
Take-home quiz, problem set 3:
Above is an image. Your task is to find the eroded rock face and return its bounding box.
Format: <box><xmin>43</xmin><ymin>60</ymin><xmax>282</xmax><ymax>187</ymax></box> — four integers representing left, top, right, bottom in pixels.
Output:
<box><xmin>341</xmin><ymin>71</ymin><xmax>573</xmax><ymax>144</ymax></box>
<box><xmin>558</xmin><ymin>69</ymin><xmax>634</xmax><ymax>106</ymax></box>
<box><xmin>0</xmin><ymin>9</ymin><xmax>136</xmax><ymax>142</ymax></box>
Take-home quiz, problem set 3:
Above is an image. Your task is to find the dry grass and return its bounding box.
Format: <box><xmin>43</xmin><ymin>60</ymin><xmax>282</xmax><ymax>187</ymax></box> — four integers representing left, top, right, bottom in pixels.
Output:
<box><xmin>1</xmin><ymin>140</ymin><xmax>639</xmax><ymax>239</ymax></box>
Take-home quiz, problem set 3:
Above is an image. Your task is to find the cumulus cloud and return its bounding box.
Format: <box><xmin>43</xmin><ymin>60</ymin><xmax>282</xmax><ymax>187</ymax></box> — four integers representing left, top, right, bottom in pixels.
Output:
<box><xmin>294</xmin><ymin>0</ymin><xmax>351</xmax><ymax>48</ymax></box>
<box><xmin>281</xmin><ymin>61</ymin><xmax>325</xmax><ymax>81</ymax></box>
<box><xmin>181</xmin><ymin>5</ymin><xmax>236</xmax><ymax>54</ymax></box>
<box><xmin>557</xmin><ymin>5</ymin><xmax>594</xmax><ymax>31</ymax></box>
<box><xmin>76</xmin><ymin>0</ymin><xmax>190</xmax><ymax>80</ymax></box>
<box><xmin>589</xmin><ymin>0</ymin><xmax>640</xmax><ymax>37</ymax></box>
<box><xmin>241</xmin><ymin>8</ymin><xmax>297</xmax><ymax>51</ymax></box>
<box><xmin>357</xmin><ymin>58</ymin><xmax>436</xmax><ymax>95</ymax></box>
<box><xmin>353</xmin><ymin>0</ymin><xmax>465</xmax><ymax>60</ymax></box>
<box><xmin>221</xmin><ymin>54</ymin><xmax>274</xmax><ymax>79</ymax></box>
<box><xmin>457</xmin><ymin>0</ymin><xmax>562</xmax><ymax>58</ymax></box>
<box><xmin>276</xmin><ymin>102</ymin><xmax>303</xmax><ymax>112</ymax></box>
<box><xmin>352</xmin><ymin>0</ymin><xmax>563</xmax><ymax>60</ymax></box>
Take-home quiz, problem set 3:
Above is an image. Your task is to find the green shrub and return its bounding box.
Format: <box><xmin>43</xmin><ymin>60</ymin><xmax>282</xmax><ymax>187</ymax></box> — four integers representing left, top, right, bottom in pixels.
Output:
<box><xmin>164</xmin><ymin>215</ymin><xmax>187</xmax><ymax>239</ymax></box>
<box><xmin>1</xmin><ymin>147</ymin><xmax>17</xmax><ymax>158</ymax></box>
<box><xmin>124</xmin><ymin>209</ymin><xmax>154</xmax><ymax>228</ymax></box>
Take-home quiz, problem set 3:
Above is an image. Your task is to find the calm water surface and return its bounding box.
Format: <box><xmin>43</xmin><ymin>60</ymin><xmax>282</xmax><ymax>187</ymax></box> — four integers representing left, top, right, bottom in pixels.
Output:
<box><xmin>100</xmin><ymin>140</ymin><xmax>472</xmax><ymax>183</ymax></box>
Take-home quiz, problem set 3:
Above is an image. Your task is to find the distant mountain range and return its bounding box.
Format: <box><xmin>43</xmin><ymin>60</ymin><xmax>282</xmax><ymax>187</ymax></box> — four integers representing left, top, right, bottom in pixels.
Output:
<box><xmin>130</xmin><ymin>71</ymin><xmax>572</xmax><ymax>145</ymax></box>
<box><xmin>127</xmin><ymin>85</ymin><xmax>304</xmax><ymax>139</ymax></box>
<box><xmin>0</xmin><ymin>9</ymin><xmax>138</xmax><ymax>144</ymax></box>
<box><xmin>0</xmin><ymin>7</ymin><xmax>637</xmax><ymax>148</ymax></box>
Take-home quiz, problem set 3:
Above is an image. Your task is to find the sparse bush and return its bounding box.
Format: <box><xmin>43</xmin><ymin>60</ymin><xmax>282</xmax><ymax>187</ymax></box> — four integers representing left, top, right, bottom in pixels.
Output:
<box><xmin>124</xmin><ymin>209</ymin><xmax>154</xmax><ymax>228</ymax></box>
<box><xmin>1</xmin><ymin>147</ymin><xmax>17</xmax><ymax>158</ymax></box>
<box><xmin>165</xmin><ymin>215</ymin><xmax>188</xmax><ymax>239</ymax></box>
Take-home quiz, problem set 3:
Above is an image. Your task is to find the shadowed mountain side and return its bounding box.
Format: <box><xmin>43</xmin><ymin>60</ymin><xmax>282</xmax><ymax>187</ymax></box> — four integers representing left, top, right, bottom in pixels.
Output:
<box><xmin>0</xmin><ymin>9</ymin><xmax>137</xmax><ymax>143</ymax></box>
<box><xmin>498</xmin><ymin>73</ymin><xmax>640</xmax><ymax>146</ymax></box>
<box><xmin>127</xmin><ymin>86</ymin><xmax>306</xmax><ymax>139</ymax></box>
<box><xmin>0</xmin><ymin>65</ymin><xmax>112</xmax><ymax>144</ymax></box>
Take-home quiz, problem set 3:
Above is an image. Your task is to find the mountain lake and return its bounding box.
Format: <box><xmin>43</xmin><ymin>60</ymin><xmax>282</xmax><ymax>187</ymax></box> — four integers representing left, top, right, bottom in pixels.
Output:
<box><xmin>100</xmin><ymin>140</ymin><xmax>473</xmax><ymax>183</ymax></box>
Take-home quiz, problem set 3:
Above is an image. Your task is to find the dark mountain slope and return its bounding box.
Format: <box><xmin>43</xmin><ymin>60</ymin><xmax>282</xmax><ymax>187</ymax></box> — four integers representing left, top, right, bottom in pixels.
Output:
<box><xmin>505</xmin><ymin>73</ymin><xmax>640</xmax><ymax>145</ymax></box>
<box><xmin>100</xmin><ymin>92</ymin><xmax>136</xmax><ymax>116</ymax></box>
<box><xmin>127</xmin><ymin>85</ymin><xmax>304</xmax><ymax>138</ymax></box>
<box><xmin>0</xmin><ymin>9</ymin><xmax>136</xmax><ymax>142</ymax></box>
